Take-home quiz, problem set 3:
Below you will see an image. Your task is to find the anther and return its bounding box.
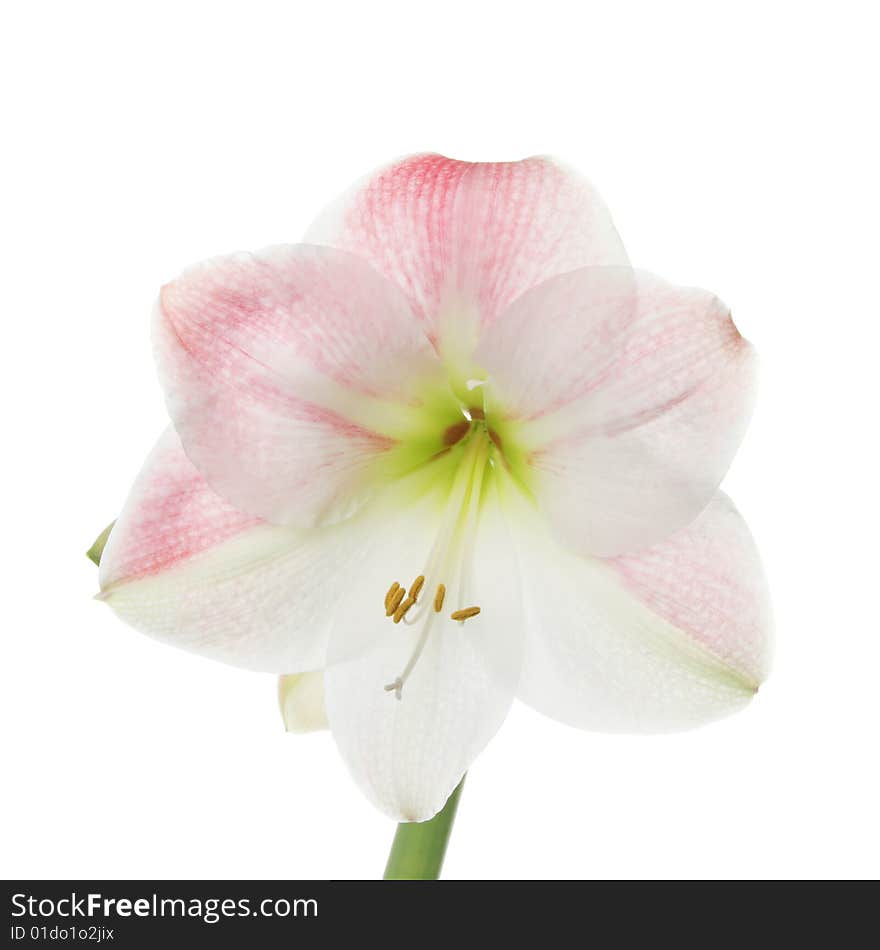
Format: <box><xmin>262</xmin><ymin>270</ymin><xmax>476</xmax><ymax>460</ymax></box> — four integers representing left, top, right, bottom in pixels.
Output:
<box><xmin>384</xmin><ymin>582</ymin><xmax>400</xmax><ymax>612</ymax></box>
<box><xmin>409</xmin><ymin>575</ymin><xmax>425</xmax><ymax>601</ymax></box>
<box><xmin>393</xmin><ymin>597</ymin><xmax>416</xmax><ymax>624</ymax></box>
<box><xmin>385</xmin><ymin>587</ymin><xmax>405</xmax><ymax>617</ymax></box>
<box><xmin>433</xmin><ymin>584</ymin><xmax>446</xmax><ymax>612</ymax></box>
<box><xmin>450</xmin><ymin>606</ymin><xmax>481</xmax><ymax>622</ymax></box>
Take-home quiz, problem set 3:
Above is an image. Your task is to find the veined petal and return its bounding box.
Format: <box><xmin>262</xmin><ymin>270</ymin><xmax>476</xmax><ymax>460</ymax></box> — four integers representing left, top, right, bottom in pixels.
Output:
<box><xmin>154</xmin><ymin>243</ymin><xmax>450</xmax><ymax>527</ymax></box>
<box><xmin>305</xmin><ymin>154</ymin><xmax>628</xmax><ymax>349</ymax></box>
<box><xmin>478</xmin><ymin>265</ymin><xmax>638</xmax><ymax>422</ymax></box>
<box><xmin>99</xmin><ymin>429</ymin><xmax>366</xmax><ymax>672</ymax></box>
<box><xmin>484</xmin><ymin>270</ymin><xmax>757</xmax><ymax>556</ymax></box>
<box><xmin>609</xmin><ymin>495</ymin><xmax>773</xmax><ymax>686</ymax></box>
<box><xmin>324</xmin><ymin>473</ymin><xmax>523</xmax><ymax>822</ymax></box>
<box><xmin>505</xmin><ymin>479</ymin><xmax>772</xmax><ymax>733</ymax></box>
<box><xmin>278</xmin><ymin>673</ymin><xmax>328</xmax><ymax>733</ymax></box>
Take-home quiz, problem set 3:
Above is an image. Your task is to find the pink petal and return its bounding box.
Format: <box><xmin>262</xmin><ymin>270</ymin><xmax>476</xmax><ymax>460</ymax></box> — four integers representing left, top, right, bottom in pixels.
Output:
<box><xmin>305</xmin><ymin>154</ymin><xmax>628</xmax><ymax>342</ymax></box>
<box><xmin>99</xmin><ymin>429</ymin><xmax>259</xmax><ymax>589</ymax></box>
<box><xmin>510</xmin><ymin>487</ymin><xmax>772</xmax><ymax>733</ymax></box>
<box><xmin>477</xmin><ymin>265</ymin><xmax>638</xmax><ymax>418</ymax></box>
<box><xmin>99</xmin><ymin>429</ymin><xmax>361</xmax><ymax>672</ymax></box>
<box><xmin>154</xmin><ymin>244</ymin><xmax>445</xmax><ymax>526</ymax></box>
<box><xmin>483</xmin><ymin>269</ymin><xmax>757</xmax><ymax>557</ymax></box>
<box><xmin>609</xmin><ymin>493</ymin><xmax>773</xmax><ymax>686</ymax></box>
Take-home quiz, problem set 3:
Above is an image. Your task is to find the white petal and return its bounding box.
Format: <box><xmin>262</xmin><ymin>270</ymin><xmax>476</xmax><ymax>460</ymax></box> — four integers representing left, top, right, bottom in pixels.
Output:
<box><xmin>278</xmin><ymin>673</ymin><xmax>328</xmax><ymax>733</ymax></box>
<box><xmin>502</xmin><ymin>478</ymin><xmax>771</xmax><ymax>733</ymax></box>
<box><xmin>324</xmin><ymin>473</ymin><xmax>523</xmax><ymax>822</ymax></box>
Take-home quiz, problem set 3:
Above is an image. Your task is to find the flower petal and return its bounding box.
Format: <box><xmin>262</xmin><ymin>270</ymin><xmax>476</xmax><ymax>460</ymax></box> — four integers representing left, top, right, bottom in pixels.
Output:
<box><xmin>478</xmin><ymin>265</ymin><xmax>638</xmax><ymax>420</ymax></box>
<box><xmin>305</xmin><ymin>154</ymin><xmax>628</xmax><ymax>346</ymax></box>
<box><xmin>505</xmin><ymin>481</ymin><xmax>772</xmax><ymax>733</ymax></box>
<box><xmin>609</xmin><ymin>494</ymin><xmax>773</xmax><ymax>686</ymax></box>
<box><xmin>324</xmin><ymin>474</ymin><xmax>523</xmax><ymax>822</ymax></box>
<box><xmin>483</xmin><ymin>270</ymin><xmax>757</xmax><ymax>556</ymax></box>
<box><xmin>99</xmin><ymin>428</ymin><xmax>366</xmax><ymax>672</ymax></box>
<box><xmin>278</xmin><ymin>673</ymin><xmax>328</xmax><ymax>733</ymax></box>
<box><xmin>154</xmin><ymin>243</ymin><xmax>447</xmax><ymax>527</ymax></box>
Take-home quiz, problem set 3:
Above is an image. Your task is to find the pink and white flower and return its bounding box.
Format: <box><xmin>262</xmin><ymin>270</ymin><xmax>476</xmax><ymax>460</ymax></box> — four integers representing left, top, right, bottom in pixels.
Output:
<box><xmin>98</xmin><ymin>155</ymin><xmax>772</xmax><ymax>822</ymax></box>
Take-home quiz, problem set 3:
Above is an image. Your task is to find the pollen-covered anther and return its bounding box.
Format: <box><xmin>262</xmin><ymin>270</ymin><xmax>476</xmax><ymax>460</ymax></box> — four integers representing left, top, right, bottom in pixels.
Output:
<box><xmin>450</xmin><ymin>606</ymin><xmax>481</xmax><ymax>622</ymax></box>
<box><xmin>384</xmin><ymin>582</ymin><xmax>400</xmax><ymax>612</ymax></box>
<box><xmin>409</xmin><ymin>575</ymin><xmax>425</xmax><ymax>601</ymax></box>
<box><xmin>385</xmin><ymin>586</ymin><xmax>405</xmax><ymax>617</ymax></box>
<box><xmin>393</xmin><ymin>597</ymin><xmax>416</xmax><ymax>624</ymax></box>
<box><xmin>433</xmin><ymin>584</ymin><xmax>446</xmax><ymax>612</ymax></box>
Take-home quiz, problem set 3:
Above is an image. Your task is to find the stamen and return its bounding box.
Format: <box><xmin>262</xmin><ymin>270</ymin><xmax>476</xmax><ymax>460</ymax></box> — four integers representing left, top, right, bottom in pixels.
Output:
<box><xmin>393</xmin><ymin>597</ymin><xmax>416</xmax><ymax>624</ymax></box>
<box><xmin>384</xmin><ymin>582</ymin><xmax>400</xmax><ymax>612</ymax></box>
<box><xmin>450</xmin><ymin>606</ymin><xmax>481</xmax><ymax>622</ymax></box>
<box><xmin>382</xmin><ymin>431</ymin><xmax>491</xmax><ymax>700</ymax></box>
<box><xmin>385</xmin><ymin>587</ymin><xmax>405</xmax><ymax>617</ymax></box>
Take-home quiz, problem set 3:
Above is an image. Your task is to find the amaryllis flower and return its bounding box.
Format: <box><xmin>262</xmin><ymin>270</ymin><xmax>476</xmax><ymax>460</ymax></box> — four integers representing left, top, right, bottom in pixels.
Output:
<box><xmin>98</xmin><ymin>155</ymin><xmax>771</xmax><ymax>822</ymax></box>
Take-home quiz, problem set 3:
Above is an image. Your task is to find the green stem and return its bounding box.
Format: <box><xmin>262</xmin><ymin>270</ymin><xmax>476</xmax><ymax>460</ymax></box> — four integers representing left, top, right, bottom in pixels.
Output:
<box><xmin>383</xmin><ymin>777</ymin><xmax>464</xmax><ymax>880</ymax></box>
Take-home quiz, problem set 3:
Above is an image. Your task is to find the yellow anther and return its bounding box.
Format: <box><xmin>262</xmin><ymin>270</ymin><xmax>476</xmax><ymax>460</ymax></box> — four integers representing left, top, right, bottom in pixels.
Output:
<box><xmin>433</xmin><ymin>584</ymin><xmax>446</xmax><ymax>613</ymax></box>
<box><xmin>384</xmin><ymin>582</ymin><xmax>400</xmax><ymax>612</ymax></box>
<box><xmin>386</xmin><ymin>587</ymin><xmax>405</xmax><ymax>617</ymax></box>
<box><xmin>393</xmin><ymin>597</ymin><xmax>416</xmax><ymax>624</ymax></box>
<box><xmin>409</xmin><ymin>575</ymin><xmax>425</xmax><ymax>601</ymax></box>
<box><xmin>450</xmin><ymin>606</ymin><xmax>481</xmax><ymax>622</ymax></box>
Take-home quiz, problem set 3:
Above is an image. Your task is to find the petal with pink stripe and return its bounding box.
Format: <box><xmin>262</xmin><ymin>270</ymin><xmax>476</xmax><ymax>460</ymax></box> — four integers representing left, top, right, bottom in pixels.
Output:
<box><xmin>154</xmin><ymin>244</ymin><xmax>449</xmax><ymax>527</ymax></box>
<box><xmin>609</xmin><ymin>494</ymin><xmax>773</xmax><ymax>686</ymax></box>
<box><xmin>305</xmin><ymin>154</ymin><xmax>628</xmax><ymax>347</ymax></box>
<box><xmin>99</xmin><ymin>428</ymin><xmax>365</xmax><ymax>673</ymax></box>
<box><xmin>481</xmin><ymin>269</ymin><xmax>757</xmax><ymax>557</ymax></box>
<box><xmin>504</xmin><ymin>480</ymin><xmax>772</xmax><ymax>733</ymax></box>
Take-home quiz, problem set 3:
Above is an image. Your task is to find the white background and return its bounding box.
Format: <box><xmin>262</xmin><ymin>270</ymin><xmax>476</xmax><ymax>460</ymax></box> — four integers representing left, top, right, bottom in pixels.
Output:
<box><xmin>2</xmin><ymin>0</ymin><xmax>878</xmax><ymax>880</ymax></box>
